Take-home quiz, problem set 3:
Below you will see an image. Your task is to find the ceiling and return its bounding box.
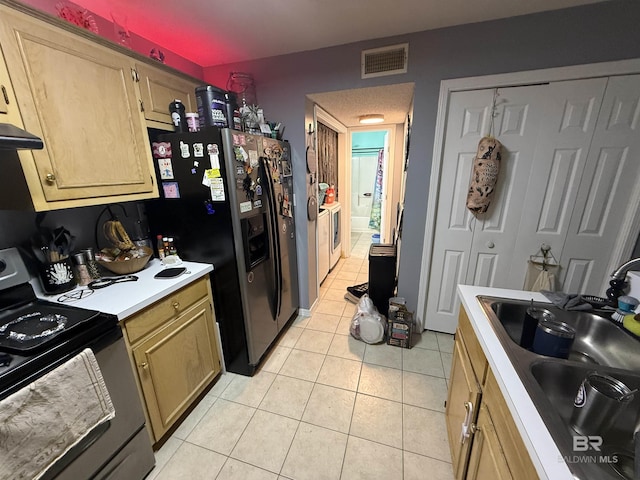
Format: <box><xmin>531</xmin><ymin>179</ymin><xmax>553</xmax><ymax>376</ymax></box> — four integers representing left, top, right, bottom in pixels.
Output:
<box><xmin>308</xmin><ymin>83</ymin><xmax>415</xmax><ymax>128</ymax></box>
<box><xmin>73</xmin><ymin>0</ymin><xmax>603</xmax><ymax>67</ymax></box>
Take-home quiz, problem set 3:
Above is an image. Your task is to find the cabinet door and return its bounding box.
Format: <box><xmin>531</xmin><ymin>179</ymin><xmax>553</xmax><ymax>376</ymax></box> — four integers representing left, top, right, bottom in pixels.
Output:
<box><xmin>0</xmin><ymin>43</ymin><xmax>19</xmax><ymax>121</ymax></box>
<box><xmin>135</xmin><ymin>62</ymin><xmax>199</xmax><ymax>126</ymax></box>
<box><xmin>445</xmin><ymin>331</ymin><xmax>482</xmax><ymax>480</ymax></box>
<box><xmin>466</xmin><ymin>404</ymin><xmax>513</xmax><ymax>480</ymax></box>
<box><xmin>0</xmin><ymin>8</ymin><xmax>156</xmax><ymax>206</ymax></box>
<box><xmin>132</xmin><ymin>297</ymin><xmax>221</xmax><ymax>441</ymax></box>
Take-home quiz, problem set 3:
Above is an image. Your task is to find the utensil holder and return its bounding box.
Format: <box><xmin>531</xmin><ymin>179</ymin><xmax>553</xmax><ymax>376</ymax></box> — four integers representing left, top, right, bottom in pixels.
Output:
<box><xmin>38</xmin><ymin>258</ymin><xmax>76</xmax><ymax>294</ymax></box>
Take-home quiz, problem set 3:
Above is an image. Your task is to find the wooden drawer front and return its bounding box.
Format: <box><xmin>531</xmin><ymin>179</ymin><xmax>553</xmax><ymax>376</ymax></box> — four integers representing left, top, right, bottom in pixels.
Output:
<box><xmin>484</xmin><ymin>370</ymin><xmax>538</xmax><ymax>480</ymax></box>
<box><xmin>124</xmin><ymin>277</ymin><xmax>209</xmax><ymax>343</ymax></box>
<box><xmin>458</xmin><ymin>307</ymin><xmax>487</xmax><ymax>385</ymax></box>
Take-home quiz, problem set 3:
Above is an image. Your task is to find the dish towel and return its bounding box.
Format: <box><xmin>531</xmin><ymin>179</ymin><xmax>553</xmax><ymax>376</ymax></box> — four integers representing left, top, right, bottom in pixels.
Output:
<box><xmin>540</xmin><ymin>290</ymin><xmax>593</xmax><ymax>311</ymax></box>
<box><xmin>523</xmin><ymin>260</ymin><xmax>558</xmax><ymax>292</ymax></box>
<box><xmin>0</xmin><ymin>348</ymin><xmax>115</xmax><ymax>480</ymax></box>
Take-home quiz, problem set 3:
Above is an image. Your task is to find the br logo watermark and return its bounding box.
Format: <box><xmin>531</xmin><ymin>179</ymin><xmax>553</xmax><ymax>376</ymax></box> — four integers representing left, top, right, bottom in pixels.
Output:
<box><xmin>559</xmin><ymin>436</ymin><xmax>618</xmax><ymax>465</ymax></box>
<box><xmin>573</xmin><ymin>435</ymin><xmax>602</xmax><ymax>452</ymax></box>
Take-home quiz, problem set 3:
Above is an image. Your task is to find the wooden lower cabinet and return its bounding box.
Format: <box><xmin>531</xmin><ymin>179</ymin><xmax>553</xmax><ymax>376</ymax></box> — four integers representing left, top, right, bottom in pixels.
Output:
<box><xmin>446</xmin><ymin>306</ymin><xmax>537</xmax><ymax>480</ymax></box>
<box><xmin>122</xmin><ymin>278</ymin><xmax>221</xmax><ymax>443</ymax></box>
<box><xmin>446</xmin><ymin>330</ymin><xmax>482</xmax><ymax>479</ymax></box>
<box><xmin>465</xmin><ymin>403</ymin><xmax>513</xmax><ymax>480</ymax></box>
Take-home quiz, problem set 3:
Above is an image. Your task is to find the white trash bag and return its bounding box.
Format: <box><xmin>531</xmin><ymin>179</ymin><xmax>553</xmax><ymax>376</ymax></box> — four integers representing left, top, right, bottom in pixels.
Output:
<box><xmin>350</xmin><ymin>294</ymin><xmax>386</xmax><ymax>344</ymax></box>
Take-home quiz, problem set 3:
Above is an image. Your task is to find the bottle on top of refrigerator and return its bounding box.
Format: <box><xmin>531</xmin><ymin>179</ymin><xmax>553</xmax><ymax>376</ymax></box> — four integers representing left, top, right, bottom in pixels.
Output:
<box><xmin>169</xmin><ymin>99</ymin><xmax>187</xmax><ymax>132</ymax></box>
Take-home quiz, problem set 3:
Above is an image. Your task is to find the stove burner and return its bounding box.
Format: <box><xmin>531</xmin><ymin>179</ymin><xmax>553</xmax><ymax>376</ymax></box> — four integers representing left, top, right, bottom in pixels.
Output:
<box><xmin>0</xmin><ymin>312</ymin><xmax>68</xmax><ymax>342</ymax></box>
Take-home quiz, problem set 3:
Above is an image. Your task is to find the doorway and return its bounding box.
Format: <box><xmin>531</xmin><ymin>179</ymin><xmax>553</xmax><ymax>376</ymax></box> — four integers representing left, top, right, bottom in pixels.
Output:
<box><xmin>350</xmin><ymin>128</ymin><xmax>391</xmax><ymax>252</ymax></box>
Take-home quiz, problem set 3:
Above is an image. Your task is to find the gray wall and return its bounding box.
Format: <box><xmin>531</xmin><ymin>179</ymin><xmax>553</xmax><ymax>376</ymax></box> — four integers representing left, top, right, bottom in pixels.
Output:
<box><xmin>203</xmin><ymin>1</ymin><xmax>640</xmax><ymax>314</ymax></box>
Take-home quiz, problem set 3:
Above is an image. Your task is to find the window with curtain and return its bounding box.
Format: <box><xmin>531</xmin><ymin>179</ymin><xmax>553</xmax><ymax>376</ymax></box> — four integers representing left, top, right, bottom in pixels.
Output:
<box><xmin>317</xmin><ymin>121</ymin><xmax>338</xmax><ymax>199</ymax></box>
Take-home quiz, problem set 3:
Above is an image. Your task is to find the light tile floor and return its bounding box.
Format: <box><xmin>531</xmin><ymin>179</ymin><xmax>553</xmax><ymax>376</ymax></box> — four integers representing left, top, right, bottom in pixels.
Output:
<box><xmin>146</xmin><ymin>233</ymin><xmax>455</xmax><ymax>480</ymax></box>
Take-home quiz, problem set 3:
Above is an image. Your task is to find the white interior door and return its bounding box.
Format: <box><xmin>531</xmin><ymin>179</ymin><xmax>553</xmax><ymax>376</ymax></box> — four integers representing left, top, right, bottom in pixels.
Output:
<box><xmin>560</xmin><ymin>74</ymin><xmax>640</xmax><ymax>294</ymax></box>
<box><xmin>507</xmin><ymin>78</ymin><xmax>607</xmax><ymax>288</ymax></box>
<box><xmin>424</xmin><ymin>76</ymin><xmax>640</xmax><ymax>334</ymax></box>
<box><xmin>425</xmin><ymin>85</ymin><xmax>548</xmax><ymax>333</ymax></box>
<box><xmin>466</xmin><ymin>85</ymin><xmax>552</xmax><ymax>288</ymax></box>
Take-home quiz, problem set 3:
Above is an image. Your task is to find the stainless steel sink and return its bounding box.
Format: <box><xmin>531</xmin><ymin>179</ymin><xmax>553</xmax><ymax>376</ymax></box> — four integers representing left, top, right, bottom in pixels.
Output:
<box><xmin>478</xmin><ymin>296</ymin><xmax>640</xmax><ymax>480</ymax></box>
<box><xmin>489</xmin><ymin>299</ymin><xmax>640</xmax><ymax>370</ymax></box>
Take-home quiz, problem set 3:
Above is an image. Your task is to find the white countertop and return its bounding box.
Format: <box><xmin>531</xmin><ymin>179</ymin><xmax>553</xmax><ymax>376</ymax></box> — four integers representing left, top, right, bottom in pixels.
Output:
<box><xmin>33</xmin><ymin>259</ymin><xmax>213</xmax><ymax>320</ymax></box>
<box><xmin>457</xmin><ymin>285</ymin><xmax>574</xmax><ymax>480</ymax></box>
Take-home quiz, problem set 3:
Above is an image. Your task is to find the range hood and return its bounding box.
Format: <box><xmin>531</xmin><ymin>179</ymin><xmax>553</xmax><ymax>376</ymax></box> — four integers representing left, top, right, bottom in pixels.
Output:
<box><xmin>0</xmin><ymin>123</ymin><xmax>43</xmax><ymax>149</ymax></box>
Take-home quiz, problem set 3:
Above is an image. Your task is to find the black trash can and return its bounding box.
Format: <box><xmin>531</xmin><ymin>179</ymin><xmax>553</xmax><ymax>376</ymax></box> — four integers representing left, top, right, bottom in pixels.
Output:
<box><xmin>368</xmin><ymin>243</ymin><xmax>397</xmax><ymax>317</ymax></box>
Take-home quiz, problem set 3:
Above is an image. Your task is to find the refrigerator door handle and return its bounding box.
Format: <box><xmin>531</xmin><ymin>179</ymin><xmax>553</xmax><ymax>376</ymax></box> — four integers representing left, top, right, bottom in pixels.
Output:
<box><xmin>260</xmin><ymin>156</ymin><xmax>283</xmax><ymax>320</ymax></box>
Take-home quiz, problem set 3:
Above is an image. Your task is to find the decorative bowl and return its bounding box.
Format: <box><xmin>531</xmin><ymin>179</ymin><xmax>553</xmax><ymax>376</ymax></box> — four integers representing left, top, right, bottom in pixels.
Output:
<box><xmin>96</xmin><ymin>246</ymin><xmax>153</xmax><ymax>275</ymax></box>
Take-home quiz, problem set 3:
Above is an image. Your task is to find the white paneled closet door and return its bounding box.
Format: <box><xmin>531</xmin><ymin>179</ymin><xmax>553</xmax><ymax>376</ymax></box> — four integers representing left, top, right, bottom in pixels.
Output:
<box><xmin>506</xmin><ymin>78</ymin><xmax>608</xmax><ymax>289</ymax></box>
<box><xmin>425</xmin><ymin>76</ymin><xmax>640</xmax><ymax>333</ymax></box>
<box><xmin>425</xmin><ymin>85</ymin><xmax>548</xmax><ymax>333</ymax></box>
<box><xmin>560</xmin><ymin>74</ymin><xmax>640</xmax><ymax>294</ymax></box>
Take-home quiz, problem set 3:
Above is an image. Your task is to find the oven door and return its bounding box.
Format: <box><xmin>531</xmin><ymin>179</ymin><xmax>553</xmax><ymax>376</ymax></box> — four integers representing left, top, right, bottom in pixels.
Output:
<box><xmin>41</xmin><ymin>327</ymin><xmax>154</xmax><ymax>480</ymax></box>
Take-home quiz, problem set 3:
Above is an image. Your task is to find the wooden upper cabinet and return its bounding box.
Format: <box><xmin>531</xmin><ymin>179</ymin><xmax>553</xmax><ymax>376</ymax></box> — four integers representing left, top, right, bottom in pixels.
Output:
<box><xmin>135</xmin><ymin>62</ymin><xmax>200</xmax><ymax>128</ymax></box>
<box><xmin>0</xmin><ymin>5</ymin><xmax>158</xmax><ymax>210</ymax></box>
<box><xmin>0</xmin><ymin>44</ymin><xmax>18</xmax><ymax>119</ymax></box>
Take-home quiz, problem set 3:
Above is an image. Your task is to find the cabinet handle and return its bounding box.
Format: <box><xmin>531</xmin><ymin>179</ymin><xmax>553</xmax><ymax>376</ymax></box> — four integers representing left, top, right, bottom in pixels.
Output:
<box><xmin>172</xmin><ymin>301</ymin><xmax>180</xmax><ymax>310</ymax></box>
<box><xmin>139</xmin><ymin>362</ymin><xmax>148</xmax><ymax>369</ymax></box>
<box><xmin>131</xmin><ymin>68</ymin><xmax>140</xmax><ymax>82</ymax></box>
<box><xmin>139</xmin><ymin>100</ymin><xmax>144</xmax><ymax>112</ymax></box>
<box><xmin>45</xmin><ymin>173</ymin><xmax>56</xmax><ymax>184</ymax></box>
<box><xmin>1</xmin><ymin>85</ymin><xmax>8</xmax><ymax>105</ymax></box>
<box><xmin>460</xmin><ymin>401</ymin><xmax>475</xmax><ymax>444</ymax></box>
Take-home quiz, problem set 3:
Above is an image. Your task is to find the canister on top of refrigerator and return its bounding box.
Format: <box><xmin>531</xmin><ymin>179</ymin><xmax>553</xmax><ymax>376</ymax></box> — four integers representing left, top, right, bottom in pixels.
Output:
<box><xmin>195</xmin><ymin>85</ymin><xmax>228</xmax><ymax>128</ymax></box>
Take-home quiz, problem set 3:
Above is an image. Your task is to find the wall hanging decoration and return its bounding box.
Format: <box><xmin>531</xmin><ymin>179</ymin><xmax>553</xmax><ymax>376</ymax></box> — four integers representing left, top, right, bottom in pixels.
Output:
<box><xmin>466</xmin><ymin>89</ymin><xmax>503</xmax><ymax>215</ymax></box>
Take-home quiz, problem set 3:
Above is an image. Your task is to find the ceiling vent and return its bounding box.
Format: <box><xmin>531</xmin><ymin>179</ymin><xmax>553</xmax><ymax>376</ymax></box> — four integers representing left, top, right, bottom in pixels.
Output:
<box><xmin>361</xmin><ymin>43</ymin><xmax>408</xmax><ymax>79</ymax></box>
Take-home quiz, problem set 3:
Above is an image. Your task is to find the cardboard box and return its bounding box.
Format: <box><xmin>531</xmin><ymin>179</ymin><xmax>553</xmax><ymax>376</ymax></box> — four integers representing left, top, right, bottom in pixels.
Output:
<box><xmin>387</xmin><ymin>308</ymin><xmax>413</xmax><ymax>348</ymax></box>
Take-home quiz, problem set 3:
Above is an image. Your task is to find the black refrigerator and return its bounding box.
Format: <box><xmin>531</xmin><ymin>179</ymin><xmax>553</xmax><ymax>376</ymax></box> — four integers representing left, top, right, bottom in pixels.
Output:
<box><xmin>146</xmin><ymin>128</ymin><xmax>298</xmax><ymax>376</ymax></box>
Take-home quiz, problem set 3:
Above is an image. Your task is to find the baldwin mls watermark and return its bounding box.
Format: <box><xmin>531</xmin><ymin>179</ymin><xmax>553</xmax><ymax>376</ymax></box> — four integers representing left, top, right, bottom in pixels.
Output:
<box><xmin>559</xmin><ymin>435</ymin><xmax>619</xmax><ymax>465</ymax></box>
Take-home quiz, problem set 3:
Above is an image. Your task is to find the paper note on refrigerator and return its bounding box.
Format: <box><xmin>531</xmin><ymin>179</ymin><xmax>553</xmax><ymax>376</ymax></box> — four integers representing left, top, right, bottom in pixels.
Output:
<box><xmin>210</xmin><ymin>178</ymin><xmax>226</xmax><ymax>201</ymax></box>
<box><xmin>157</xmin><ymin>158</ymin><xmax>174</xmax><ymax>180</ymax></box>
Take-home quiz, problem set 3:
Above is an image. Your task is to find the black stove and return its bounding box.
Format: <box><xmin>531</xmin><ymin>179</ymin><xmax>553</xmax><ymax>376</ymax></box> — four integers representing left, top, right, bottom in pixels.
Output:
<box><xmin>0</xmin><ymin>249</ymin><xmax>118</xmax><ymax>398</ymax></box>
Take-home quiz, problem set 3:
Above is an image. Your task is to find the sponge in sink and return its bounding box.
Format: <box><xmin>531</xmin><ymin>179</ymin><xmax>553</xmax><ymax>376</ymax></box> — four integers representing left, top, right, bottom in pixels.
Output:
<box><xmin>623</xmin><ymin>313</ymin><xmax>640</xmax><ymax>336</ymax></box>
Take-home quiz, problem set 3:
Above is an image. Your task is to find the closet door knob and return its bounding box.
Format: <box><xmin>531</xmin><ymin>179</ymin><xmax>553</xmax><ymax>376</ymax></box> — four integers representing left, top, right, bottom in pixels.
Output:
<box><xmin>487</xmin><ymin>241</ymin><xmax>495</xmax><ymax>249</ymax></box>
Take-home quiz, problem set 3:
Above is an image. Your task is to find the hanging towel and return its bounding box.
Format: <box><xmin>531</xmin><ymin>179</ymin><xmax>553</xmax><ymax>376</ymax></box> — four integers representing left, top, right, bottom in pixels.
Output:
<box><xmin>524</xmin><ymin>260</ymin><xmax>558</xmax><ymax>292</ymax></box>
<box><xmin>532</xmin><ymin>269</ymin><xmax>556</xmax><ymax>292</ymax></box>
<box><xmin>0</xmin><ymin>348</ymin><xmax>115</xmax><ymax>480</ymax></box>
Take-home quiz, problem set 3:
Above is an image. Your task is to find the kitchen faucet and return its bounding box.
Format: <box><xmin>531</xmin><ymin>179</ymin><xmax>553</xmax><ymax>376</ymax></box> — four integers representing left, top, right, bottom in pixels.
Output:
<box><xmin>606</xmin><ymin>257</ymin><xmax>640</xmax><ymax>305</ymax></box>
<box><xmin>611</xmin><ymin>257</ymin><xmax>640</xmax><ymax>281</ymax></box>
